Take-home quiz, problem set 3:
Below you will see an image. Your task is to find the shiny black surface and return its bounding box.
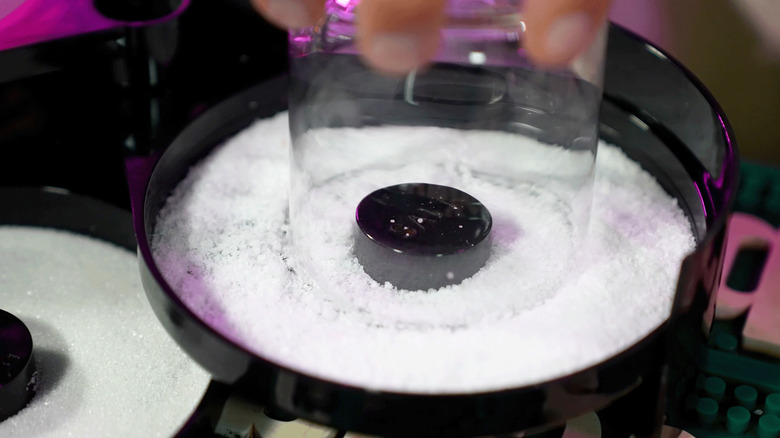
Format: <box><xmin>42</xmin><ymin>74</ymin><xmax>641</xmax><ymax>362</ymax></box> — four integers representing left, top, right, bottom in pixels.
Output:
<box><xmin>0</xmin><ymin>186</ymin><xmax>136</xmax><ymax>248</ymax></box>
<box><xmin>0</xmin><ymin>309</ymin><xmax>35</xmax><ymax>422</ymax></box>
<box><xmin>356</xmin><ymin>183</ymin><xmax>492</xmax><ymax>255</ymax></box>
<box><xmin>354</xmin><ymin>183</ymin><xmax>493</xmax><ymax>290</ymax></box>
<box><xmin>129</xmin><ymin>24</ymin><xmax>738</xmax><ymax>437</ymax></box>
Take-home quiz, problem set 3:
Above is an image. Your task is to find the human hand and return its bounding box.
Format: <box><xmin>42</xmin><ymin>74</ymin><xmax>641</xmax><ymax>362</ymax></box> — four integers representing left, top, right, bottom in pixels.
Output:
<box><xmin>250</xmin><ymin>0</ymin><xmax>613</xmax><ymax>75</ymax></box>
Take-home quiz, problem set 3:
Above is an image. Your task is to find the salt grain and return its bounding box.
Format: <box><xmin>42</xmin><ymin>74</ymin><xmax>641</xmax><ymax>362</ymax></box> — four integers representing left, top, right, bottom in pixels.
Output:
<box><xmin>0</xmin><ymin>227</ymin><xmax>210</xmax><ymax>437</ymax></box>
<box><xmin>151</xmin><ymin>112</ymin><xmax>695</xmax><ymax>393</ymax></box>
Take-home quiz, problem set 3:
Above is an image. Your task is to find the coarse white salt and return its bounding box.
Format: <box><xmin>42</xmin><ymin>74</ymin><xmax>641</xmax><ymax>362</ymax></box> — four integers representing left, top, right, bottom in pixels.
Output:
<box><xmin>0</xmin><ymin>226</ymin><xmax>210</xmax><ymax>437</ymax></box>
<box><xmin>151</xmin><ymin>111</ymin><xmax>695</xmax><ymax>393</ymax></box>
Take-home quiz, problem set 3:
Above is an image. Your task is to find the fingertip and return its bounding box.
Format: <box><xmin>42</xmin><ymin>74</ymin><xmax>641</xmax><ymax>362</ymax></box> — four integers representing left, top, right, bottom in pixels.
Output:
<box><xmin>356</xmin><ymin>0</ymin><xmax>446</xmax><ymax>76</ymax></box>
<box><xmin>251</xmin><ymin>0</ymin><xmax>325</xmax><ymax>29</ymax></box>
<box><xmin>526</xmin><ymin>11</ymin><xmax>593</xmax><ymax>68</ymax></box>
<box><xmin>523</xmin><ymin>0</ymin><xmax>612</xmax><ymax>68</ymax></box>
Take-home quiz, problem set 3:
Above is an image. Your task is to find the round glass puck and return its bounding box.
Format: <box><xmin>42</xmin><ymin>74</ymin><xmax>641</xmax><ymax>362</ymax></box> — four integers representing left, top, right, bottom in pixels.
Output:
<box><xmin>354</xmin><ymin>182</ymin><xmax>492</xmax><ymax>290</ymax></box>
<box><xmin>0</xmin><ymin>309</ymin><xmax>36</xmax><ymax>421</ymax></box>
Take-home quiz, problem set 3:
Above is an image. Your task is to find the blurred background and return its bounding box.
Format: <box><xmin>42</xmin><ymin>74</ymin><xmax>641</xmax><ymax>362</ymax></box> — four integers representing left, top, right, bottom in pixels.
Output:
<box><xmin>610</xmin><ymin>0</ymin><xmax>780</xmax><ymax>166</ymax></box>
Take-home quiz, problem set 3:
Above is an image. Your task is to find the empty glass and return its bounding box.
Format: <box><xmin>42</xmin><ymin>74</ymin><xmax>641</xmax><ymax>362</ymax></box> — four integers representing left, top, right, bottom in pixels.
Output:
<box><xmin>287</xmin><ymin>0</ymin><xmax>607</xmax><ymax>292</ymax></box>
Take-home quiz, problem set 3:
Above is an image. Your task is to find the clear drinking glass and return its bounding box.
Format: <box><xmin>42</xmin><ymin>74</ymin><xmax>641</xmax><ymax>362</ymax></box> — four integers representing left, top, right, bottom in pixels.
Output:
<box><xmin>287</xmin><ymin>0</ymin><xmax>606</xmax><ymax>293</ymax></box>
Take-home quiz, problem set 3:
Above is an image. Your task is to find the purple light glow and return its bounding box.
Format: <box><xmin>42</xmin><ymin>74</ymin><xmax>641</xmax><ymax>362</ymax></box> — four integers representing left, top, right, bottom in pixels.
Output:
<box><xmin>684</xmin><ymin>108</ymin><xmax>737</xmax><ymax>227</ymax></box>
<box><xmin>292</xmin><ymin>35</ymin><xmax>312</xmax><ymax>44</ymax></box>
<box><xmin>0</xmin><ymin>0</ymin><xmax>25</xmax><ymax>21</ymax></box>
<box><xmin>693</xmin><ymin>181</ymin><xmax>708</xmax><ymax>221</ymax></box>
<box><xmin>0</xmin><ymin>0</ymin><xmax>190</xmax><ymax>52</ymax></box>
<box><xmin>698</xmin><ymin>111</ymin><xmax>738</xmax><ymax>221</ymax></box>
<box><xmin>714</xmin><ymin>113</ymin><xmax>734</xmax><ymax>191</ymax></box>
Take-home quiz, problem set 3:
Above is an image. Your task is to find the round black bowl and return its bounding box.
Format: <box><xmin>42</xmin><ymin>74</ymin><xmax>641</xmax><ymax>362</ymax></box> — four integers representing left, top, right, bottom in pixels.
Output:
<box><xmin>127</xmin><ymin>24</ymin><xmax>738</xmax><ymax>437</ymax></box>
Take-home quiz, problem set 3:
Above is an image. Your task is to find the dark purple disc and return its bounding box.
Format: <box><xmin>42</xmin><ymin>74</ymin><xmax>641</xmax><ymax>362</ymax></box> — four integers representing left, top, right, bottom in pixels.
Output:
<box><xmin>0</xmin><ymin>309</ymin><xmax>36</xmax><ymax>422</ymax></box>
<box><xmin>354</xmin><ymin>182</ymin><xmax>492</xmax><ymax>290</ymax></box>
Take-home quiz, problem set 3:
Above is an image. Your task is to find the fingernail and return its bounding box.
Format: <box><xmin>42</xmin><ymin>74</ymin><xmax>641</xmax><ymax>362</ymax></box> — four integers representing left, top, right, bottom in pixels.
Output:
<box><xmin>545</xmin><ymin>12</ymin><xmax>591</xmax><ymax>62</ymax></box>
<box><xmin>266</xmin><ymin>0</ymin><xmax>308</xmax><ymax>27</ymax></box>
<box><xmin>368</xmin><ymin>34</ymin><xmax>421</xmax><ymax>73</ymax></box>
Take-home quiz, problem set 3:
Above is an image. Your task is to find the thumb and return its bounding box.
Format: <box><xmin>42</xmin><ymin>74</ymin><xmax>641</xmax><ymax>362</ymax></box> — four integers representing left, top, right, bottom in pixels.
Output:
<box><xmin>522</xmin><ymin>0</ymin><xmax>612</xmax><ymax>68</ymax></box>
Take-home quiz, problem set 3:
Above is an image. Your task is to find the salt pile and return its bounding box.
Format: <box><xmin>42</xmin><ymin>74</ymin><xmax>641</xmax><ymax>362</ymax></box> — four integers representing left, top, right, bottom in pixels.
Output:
<box><xmin>152</xmin><ymin>111</ymin><xmax>695</xmax><ymax>393</ymax></box>
<box><xmin>0</xmin><ymin>226</ymin><xmax>210</xmax><ymax>437</ymax></box>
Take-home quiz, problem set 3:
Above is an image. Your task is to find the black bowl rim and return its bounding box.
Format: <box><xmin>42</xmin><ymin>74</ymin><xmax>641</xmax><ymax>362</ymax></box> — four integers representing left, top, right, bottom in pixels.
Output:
<box><xmin>130</xmin><ymin>22</ymin><xmax>740</xmax><ymax>434</ymax></box>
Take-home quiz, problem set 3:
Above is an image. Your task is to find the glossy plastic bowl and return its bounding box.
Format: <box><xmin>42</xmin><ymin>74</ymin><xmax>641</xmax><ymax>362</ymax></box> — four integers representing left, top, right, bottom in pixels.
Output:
<box><xmin>127</xmin><ymin>24</ymin><xmax>738</xmax><ymax>437</ymax></box>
